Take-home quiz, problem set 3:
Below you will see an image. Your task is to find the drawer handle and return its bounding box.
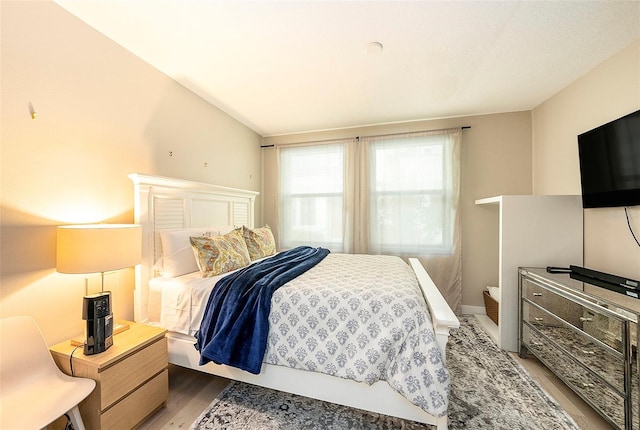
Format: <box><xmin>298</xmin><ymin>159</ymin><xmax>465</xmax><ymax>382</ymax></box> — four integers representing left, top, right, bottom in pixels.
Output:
<box><xmin>579</xmin><ymin>317</ymin><xmax>594</xmax><ymax>322</ymax></box>
<box><xmin>581</xmin><ymin>382</ymin><xmax>595</xmax><ymax>388</ymax></box>
<box><xmin>534</xmin><ymin>317</ymin><xmax>544</xmax><ymax>322</ymax></box>
<box><xmin>582</xmin><ymin>350</ymin><xmax>595</xmax><ymax>355</ymax></box>
<box><xmin>532</xmin><ymin>292</ymin><xmax>543</xmax><ymax>297</ymax></box>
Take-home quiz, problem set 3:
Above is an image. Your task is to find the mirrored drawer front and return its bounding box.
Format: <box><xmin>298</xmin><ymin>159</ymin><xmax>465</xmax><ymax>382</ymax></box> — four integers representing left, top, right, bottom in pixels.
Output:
<box><xmin>522</xmin><ymin>301</ymin><xmax>625</xmax><ymax>391</ymax></box>
<box><xmin>524</xmin><ymin>326</ymin><xmax>638</xmax><ymax>430</ymax></box>
<box><xmin>524</xmin><ymin>281</ymin><xmax>584</xmax><ymax>327</ymax></box>
<box><xmin>523</xmin><ymin>280</ymin><xmax>625</xmax><ymax>353</ymax></box>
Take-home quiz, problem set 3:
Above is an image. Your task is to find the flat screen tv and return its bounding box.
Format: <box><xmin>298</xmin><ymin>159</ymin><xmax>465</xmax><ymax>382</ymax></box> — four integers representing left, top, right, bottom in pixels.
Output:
<box><xmin>577</xmin><ymin>109</ymin><xmax>640</xmax><ymax>208</ymax></box>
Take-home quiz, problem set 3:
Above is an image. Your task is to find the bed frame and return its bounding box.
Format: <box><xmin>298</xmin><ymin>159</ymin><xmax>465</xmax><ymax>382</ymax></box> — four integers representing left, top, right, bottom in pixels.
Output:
<box><xmin>130</xmin><ymin>173</ymin><xmax>459</xmax><ymax>429</ymax></box>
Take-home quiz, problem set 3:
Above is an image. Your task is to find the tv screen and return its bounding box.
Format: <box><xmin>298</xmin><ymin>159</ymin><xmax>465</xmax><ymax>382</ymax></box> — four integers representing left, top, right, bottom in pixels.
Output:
<box><xmin>577</xmin><ymin>109</ymin><xmax>640</xmax><ymax>208</ymax></box>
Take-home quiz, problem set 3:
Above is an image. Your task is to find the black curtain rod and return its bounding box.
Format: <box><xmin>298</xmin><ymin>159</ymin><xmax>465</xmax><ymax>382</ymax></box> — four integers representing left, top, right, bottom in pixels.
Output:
<box><xmin>355</xmin><ymin>126</ymin><xmax>471</xmax><ymax>141</ymax></box>
<box><xmin>260</xmin><ymin>126</ymin><xmax>471</xmax><ymax>148</ymax></box>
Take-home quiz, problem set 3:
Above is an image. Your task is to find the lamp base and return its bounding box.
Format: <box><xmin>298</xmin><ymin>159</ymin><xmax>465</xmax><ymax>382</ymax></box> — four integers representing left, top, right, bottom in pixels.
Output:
<box><xmin>79</xmin><ymin>292</ymin><xmax>113</xmax><ymax>355</ymax></box>
<box><xmin>70</xmin><ymin>320</ymin><xmax>130</xmax><ymax>346</ymax></box>
<box><xmin>84</xmin><ymin>313</ymin><xmax>113</xmax><ymax>355</ymax></box>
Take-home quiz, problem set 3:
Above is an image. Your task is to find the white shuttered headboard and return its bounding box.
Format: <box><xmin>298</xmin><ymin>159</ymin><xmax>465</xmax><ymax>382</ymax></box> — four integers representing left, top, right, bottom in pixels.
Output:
<box><xmin>129</xmin><ymin>173</ymin><xmax>259</xmax><ymax>323</ymax></box>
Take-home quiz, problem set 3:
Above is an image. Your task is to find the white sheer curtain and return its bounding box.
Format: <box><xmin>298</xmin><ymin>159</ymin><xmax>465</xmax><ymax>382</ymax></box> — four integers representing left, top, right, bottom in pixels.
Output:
<box><xmin>357</xmin><ymin>129</ymin><xmax>462</xmax><ymax>310</ymax></box>
<box><xmin>278</xmin><ymin>140</ymin><xmax>354</xmax><ymax>252</ymax></box>
<box><xmin>276</xmin><ymin>129</ymin><xmax>462</xmax><ymax>310</ymax></box>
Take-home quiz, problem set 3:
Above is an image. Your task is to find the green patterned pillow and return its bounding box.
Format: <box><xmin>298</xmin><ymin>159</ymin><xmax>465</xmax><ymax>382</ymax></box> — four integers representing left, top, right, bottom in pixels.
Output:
<box><xmin>190</xmin><ymin>228</ymin><xmax>251</xmax><ymax>277</ymax></box>
<box><xmin>242</xmin><ymin>225</ymin><xmax>276</xmax><ymax>261</ymax></box>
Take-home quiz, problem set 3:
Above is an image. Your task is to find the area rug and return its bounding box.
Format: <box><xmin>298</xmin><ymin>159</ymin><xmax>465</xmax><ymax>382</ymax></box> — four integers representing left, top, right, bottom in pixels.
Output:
<box><xmin>191</xmin><ymin>315</ymin><xmax>580</xmax><ymax>429</ymax></box>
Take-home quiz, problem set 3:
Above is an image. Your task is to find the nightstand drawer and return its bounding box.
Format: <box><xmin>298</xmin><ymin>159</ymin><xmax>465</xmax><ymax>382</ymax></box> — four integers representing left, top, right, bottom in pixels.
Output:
<box><xmin>101</xmin><ymin>368</ymin><xmax>168</xmax><ymax>429</ymax></box>
<box><xmin>101</xmin><ymin>336</ymin><xmax>168</xmax><ymax>408</ymax></box>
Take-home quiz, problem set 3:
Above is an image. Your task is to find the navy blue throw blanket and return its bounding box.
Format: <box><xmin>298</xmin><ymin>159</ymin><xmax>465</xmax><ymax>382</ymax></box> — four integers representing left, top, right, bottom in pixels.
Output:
<box><xmin>194</xmin><ymin>246</ymin><xmax>330</xmax><ymax>374</ymax></box>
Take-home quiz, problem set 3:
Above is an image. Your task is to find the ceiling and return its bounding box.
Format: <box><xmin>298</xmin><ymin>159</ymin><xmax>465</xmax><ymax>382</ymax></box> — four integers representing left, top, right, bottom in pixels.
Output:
<box><xmin>53</xmin><ymin>1</ymin><xmax>640</xmax><ymax>137</ymax></box>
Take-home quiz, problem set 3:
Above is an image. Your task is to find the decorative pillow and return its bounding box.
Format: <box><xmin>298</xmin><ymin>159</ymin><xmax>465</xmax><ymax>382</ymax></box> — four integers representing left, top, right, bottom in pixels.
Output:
<box><xmin>190</xmin><ymin>228</ymin><xmax>251</xmax><ymax>277</ymax></box>
<box><xmin>159</xmin><ymin>227</ymin><xmax>219</xmax><ymax>278</ymax></box>
<box><xmin>242</xmin><ymin>225</ymin><xmax>276</xmax><ymax>261</ymax></box>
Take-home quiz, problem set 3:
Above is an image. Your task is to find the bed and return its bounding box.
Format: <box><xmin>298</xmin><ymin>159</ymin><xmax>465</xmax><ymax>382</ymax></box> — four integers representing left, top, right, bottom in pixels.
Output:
<box><xmin>129</xmin><ymin>173</ymin><xmax>460</xmax><ymax>429</ymax></box>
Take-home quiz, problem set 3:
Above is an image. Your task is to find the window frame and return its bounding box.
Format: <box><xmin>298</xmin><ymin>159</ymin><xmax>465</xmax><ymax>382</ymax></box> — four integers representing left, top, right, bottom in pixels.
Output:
<box><xmin>367</xmin><ymin>135</ymin><xmax>455</xmax><ymax>255</ymax></box>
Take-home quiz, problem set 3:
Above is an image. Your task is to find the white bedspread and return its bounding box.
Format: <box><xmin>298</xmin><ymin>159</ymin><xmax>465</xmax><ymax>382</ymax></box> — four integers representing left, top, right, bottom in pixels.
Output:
<box><xmin>148</xmin><ymin>253</ymin><xmax>450</xmax><ymax>417</ymax></box>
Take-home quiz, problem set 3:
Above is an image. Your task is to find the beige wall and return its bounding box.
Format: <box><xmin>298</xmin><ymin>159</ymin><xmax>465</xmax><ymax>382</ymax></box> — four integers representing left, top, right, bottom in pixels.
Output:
<box><xmin>532</xmin><ymin>39</ymin><xmax>640</xmax><ymax>281</ymax></box>
<box><xmin>0</xmin><ymin>1</ymin><xmax>262</xmax><ymax>344</ymax></box>
<box><xmin>262</xmin><ymin>111</ymin><xmax>533</xmax><ymax>309</ymax></box>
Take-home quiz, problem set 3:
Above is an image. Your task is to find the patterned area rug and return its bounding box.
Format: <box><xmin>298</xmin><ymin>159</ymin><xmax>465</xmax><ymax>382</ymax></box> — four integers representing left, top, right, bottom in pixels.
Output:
<box><xmin>190</xmin><ymin>315</ymin><xmax>580</xmax><ymax>429</ymax></box>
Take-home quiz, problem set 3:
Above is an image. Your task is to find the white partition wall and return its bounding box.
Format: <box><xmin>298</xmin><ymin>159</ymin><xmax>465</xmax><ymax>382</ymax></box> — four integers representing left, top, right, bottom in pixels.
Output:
<box><xmin>475</xmin><ymin>195</ymin><xmax>584</xmax><ymax>351</ymax></box>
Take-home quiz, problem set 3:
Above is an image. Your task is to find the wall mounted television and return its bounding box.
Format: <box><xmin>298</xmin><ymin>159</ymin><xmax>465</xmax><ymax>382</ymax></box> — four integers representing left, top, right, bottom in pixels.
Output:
<box><xmin>577</xmin><ymin>109</ymin><xmax>640</xmax><ymax>208</ymax></box>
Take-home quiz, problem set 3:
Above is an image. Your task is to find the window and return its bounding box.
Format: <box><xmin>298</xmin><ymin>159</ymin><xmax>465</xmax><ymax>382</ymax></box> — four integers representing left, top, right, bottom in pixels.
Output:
<box><xmin>278</xmin><ymin>129</ymin><xmax>460</xmax><ymax>257</ymax></box>
<box><xmin>367</xmin><ymin>133</ymin><xmax>456</xmax><ymax>255</ymax></box>
<box><xmin>279</xmin><ymin>143</ymin><xmax>345</xmax><ymax>250</ymax></box>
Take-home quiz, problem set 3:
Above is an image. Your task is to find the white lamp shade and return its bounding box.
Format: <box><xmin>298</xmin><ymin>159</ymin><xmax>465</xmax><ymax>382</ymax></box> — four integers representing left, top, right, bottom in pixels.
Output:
<box><xmin>57</xmin><ymin>224</ymin><xmax>142</xmax><ymax>274</ymax></box>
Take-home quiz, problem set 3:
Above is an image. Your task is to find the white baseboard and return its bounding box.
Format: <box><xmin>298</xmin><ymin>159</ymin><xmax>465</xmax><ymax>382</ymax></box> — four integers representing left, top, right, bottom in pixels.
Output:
<box><xmin>460</xmin><ymin>304</ymin><xmax>485</xmax><ymax>315</ymax></box>
<box><xmin>459</xmin><ymin>306</ymin><xmax>500</xmax><ymax>347</ymax></box>
<box><xmin>475</xmin><ymin>314</ymin><xmax>499</xmax><ymax>345</ymax></box>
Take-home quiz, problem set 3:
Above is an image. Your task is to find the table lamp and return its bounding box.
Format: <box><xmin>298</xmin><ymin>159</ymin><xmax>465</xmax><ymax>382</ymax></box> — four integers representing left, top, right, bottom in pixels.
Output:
<box><xmin>57</xmin><ymin>224</ymin><xmax>141</xmax><ymax>355</ymax></box>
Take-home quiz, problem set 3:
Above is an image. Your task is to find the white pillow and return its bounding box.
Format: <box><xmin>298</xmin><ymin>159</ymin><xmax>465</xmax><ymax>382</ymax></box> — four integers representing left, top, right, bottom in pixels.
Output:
<box><xmin>212</xmin><ymin>225</ymin><xmax>236</xmax><ymax>235</ymax></box>
<box><xmin>159</xmin><ymin>227</ymin><xmax>218</xmax><ymax>278</ymax></box>
<box><xmin>158</xmin><ymin>226</ymin><xmax>237</xmax><ymax>278</ymax></box>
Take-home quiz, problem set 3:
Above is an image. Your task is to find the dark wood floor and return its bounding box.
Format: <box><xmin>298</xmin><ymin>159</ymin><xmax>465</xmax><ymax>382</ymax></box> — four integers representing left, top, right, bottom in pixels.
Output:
<box><xmin>138</xmin><ymin>358</ymin><xmax>613</xmax><ymax>429</ymax></box>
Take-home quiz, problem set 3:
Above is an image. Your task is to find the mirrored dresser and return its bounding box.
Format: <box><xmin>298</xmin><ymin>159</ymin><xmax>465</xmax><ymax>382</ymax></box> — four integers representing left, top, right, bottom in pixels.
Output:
<box><xmin>518</xmin><ymin>267</ymin><xmax>639</xmax><ymax>430</ymax></box>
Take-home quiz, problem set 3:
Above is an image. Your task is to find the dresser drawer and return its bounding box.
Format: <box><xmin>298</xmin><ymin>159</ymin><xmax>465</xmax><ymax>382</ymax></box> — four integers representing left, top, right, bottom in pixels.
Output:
<box><xmin>522</xmin><ymin>300</ymin><xmax>626</xmax><ymax>391</ymax></box>
<box><xmin>100</xmin><ymin>337</ymin><xmax>168</xmax><ymax>409</ymax></box>
<box><xmin>101</xmin><ymin>368</ymin><xmax>168</xmax><ymax>429</ymax></box>
<box><xmin>524</xmin><ymin>282</ymin><xmax>584</xmax><ymax>326</ymax></box>
<box><xmin>523</xmin><ymin>280</ymin><xmax>625</xmax><ymax>353</ymax></box>
<box><xmin>524</xmin><ymin>326</ymin><xmax>637</xmax><ymax>430</ymax></box>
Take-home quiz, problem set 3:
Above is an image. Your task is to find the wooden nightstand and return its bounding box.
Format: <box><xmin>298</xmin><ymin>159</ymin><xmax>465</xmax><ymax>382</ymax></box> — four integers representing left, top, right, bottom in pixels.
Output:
<box><xmin>50</xmin><ymin>321</ymin><xmax>168</xmax><ymax>430</ymax></box>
